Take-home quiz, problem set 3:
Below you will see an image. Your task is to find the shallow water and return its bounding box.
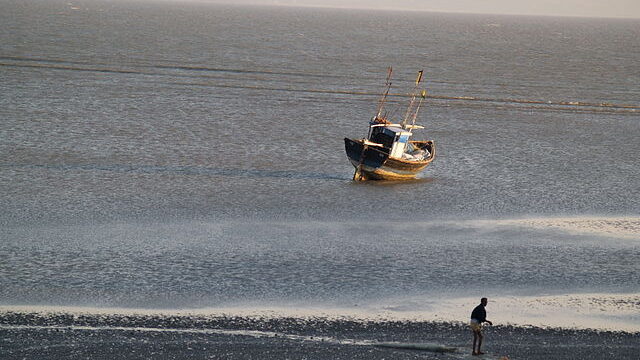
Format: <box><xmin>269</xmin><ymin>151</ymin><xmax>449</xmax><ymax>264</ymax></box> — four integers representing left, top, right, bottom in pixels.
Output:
<box><xmin>1</xmin><ymin>1</ymin><xmax>639</xmax><ymax>354</ymax></box>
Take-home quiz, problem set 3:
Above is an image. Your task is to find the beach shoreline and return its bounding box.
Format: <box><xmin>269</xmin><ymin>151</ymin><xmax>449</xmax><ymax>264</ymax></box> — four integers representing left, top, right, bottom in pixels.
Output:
<box><xmin>3</xmin><ymin>290</ymin><xmax>638</xmax><ymax>332</ymax></box>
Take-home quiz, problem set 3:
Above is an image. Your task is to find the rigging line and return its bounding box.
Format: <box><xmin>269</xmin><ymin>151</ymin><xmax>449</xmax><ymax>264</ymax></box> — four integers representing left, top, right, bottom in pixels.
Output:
<box><xmin>3</xmin><ymin>61</ymin><xmax>637</xmax><ymax>111</ymax></box>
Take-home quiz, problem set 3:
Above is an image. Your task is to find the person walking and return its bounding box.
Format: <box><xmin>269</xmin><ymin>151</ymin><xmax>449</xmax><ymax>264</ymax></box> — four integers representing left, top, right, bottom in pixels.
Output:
<box><xmin>470</xmin><ymin>297</ymin><xmax>493</xmax><ymax>355</ymax></box>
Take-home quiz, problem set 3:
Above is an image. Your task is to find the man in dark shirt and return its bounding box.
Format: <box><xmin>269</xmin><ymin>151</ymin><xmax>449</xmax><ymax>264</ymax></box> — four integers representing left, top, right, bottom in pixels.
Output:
<box><xmin>470</xmin><ymin>297</ymin><xmax>493</xmax><ymax>355</ymax></box>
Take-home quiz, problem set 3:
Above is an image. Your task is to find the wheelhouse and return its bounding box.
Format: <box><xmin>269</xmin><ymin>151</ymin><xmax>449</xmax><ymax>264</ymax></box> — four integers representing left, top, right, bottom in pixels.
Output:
<box><xmin>369</xmin><ymin>125</ymin><xmax>413</xmax><ymax>159</ymax></box>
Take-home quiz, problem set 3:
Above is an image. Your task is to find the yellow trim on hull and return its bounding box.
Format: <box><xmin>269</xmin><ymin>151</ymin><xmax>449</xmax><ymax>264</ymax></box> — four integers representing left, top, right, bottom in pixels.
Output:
<box><xmin>351</xmin><ymin>162</ymin><xmax>421</xmax><ymax>180</ymax></box>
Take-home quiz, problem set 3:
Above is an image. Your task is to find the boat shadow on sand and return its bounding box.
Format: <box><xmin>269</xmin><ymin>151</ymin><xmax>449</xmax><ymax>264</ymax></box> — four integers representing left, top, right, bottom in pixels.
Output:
<box><xmin>352</xmin><ymin>176</ymin><xmax>435</xmax><ymax>186</ymax></box>
<box><xmin>4</xmin><ymin>163</ymin><xmax>348</xmax><ymax>181</ymax></box>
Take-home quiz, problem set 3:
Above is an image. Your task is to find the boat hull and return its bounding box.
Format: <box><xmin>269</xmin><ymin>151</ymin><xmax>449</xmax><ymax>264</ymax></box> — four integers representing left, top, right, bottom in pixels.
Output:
<box><xmin>344</xmin><ymin>138</ymin><xmax>435</xmax><ymax>180</ymax></box>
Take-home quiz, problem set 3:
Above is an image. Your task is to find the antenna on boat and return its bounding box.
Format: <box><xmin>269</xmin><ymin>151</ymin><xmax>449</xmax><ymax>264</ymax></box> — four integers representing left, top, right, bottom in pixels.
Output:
<box><xmin>401</xmin><ymin>70</ymin><xmax>423</xmax><ymax>128</ymax></box>
<box><xmin>375</xmin><ymin>66</ymin><xmax>393</xmax><ymax>120</ymax></box>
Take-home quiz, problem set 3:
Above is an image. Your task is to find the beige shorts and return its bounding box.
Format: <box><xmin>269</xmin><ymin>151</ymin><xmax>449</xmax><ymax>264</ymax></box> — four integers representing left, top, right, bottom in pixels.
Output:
<box><xmin>470</xmin><ymin>319</ymin><xmax>482</xmax><ymax>332</ymax></box>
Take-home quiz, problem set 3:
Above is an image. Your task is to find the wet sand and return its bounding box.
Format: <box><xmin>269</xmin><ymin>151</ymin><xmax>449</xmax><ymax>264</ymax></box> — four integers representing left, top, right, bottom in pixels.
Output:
<box><xmin>1</xmin><ymin>312</ymin><xmax>637</xmax><ymax>359</ymax></box>
<box><xmin>489</xmin><ymin>216</ymin><xmax>640</xmax><ymax>240</ymax></box>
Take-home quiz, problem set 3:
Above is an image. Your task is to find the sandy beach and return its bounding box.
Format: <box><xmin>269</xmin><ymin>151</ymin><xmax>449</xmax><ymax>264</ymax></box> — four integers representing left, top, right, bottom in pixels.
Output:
<box><xmin>1</xmin><ymin>310</ymin><xmax>638</xmax><ymax>359</ymax></box>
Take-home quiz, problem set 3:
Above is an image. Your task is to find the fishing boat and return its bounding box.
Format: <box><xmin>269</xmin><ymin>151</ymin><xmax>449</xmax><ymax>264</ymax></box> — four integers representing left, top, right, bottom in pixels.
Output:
<box><xmin>344</xmin><ymin>68</ymin><xmax>435</xmax><ymax>181</ymax></box>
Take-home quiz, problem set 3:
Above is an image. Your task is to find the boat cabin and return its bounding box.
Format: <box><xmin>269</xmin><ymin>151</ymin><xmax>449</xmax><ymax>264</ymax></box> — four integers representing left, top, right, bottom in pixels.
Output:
<box><xmin>369</xmin><ymin>125</ymin><xmax>413</xmax><ymax>159</ymax></box>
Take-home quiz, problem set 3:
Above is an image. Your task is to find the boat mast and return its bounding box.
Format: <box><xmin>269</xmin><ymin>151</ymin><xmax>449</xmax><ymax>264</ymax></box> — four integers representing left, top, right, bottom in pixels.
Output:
<box><xmin>375</xmin><ymin>66</ymin><xmax>393</xmax><ymax>120</ymax></box>
<box><xmin>409</xmin><ymin>90</ymin><xmax>427</xmax><ymax>132</ymax></box>
<box><xmin>401</xmin><ymin>70</ymin><xmax>423</xmax><ymax>128</ymax></box>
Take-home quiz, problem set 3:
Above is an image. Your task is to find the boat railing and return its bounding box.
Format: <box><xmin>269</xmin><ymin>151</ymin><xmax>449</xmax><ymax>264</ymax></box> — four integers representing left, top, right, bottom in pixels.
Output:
<box><xmin>370</xmin><ymin>123</ymin><xmax>402</xmax><ymax>128</ymax></box>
